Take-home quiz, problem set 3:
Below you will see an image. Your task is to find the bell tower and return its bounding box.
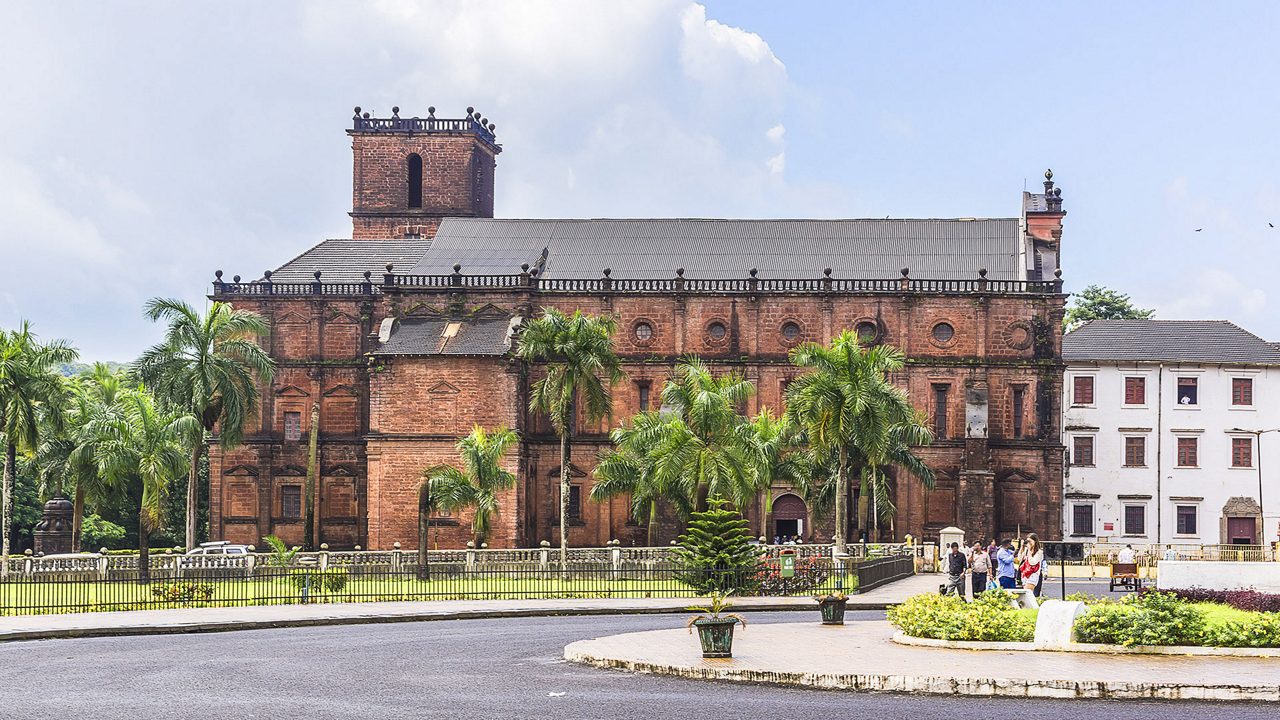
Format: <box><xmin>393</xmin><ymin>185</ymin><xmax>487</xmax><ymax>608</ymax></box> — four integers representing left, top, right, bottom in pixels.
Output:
<box><xmin>348</xmin><ymin>105</ymin><xmax>501</xmax><ymax>239</ymax></box>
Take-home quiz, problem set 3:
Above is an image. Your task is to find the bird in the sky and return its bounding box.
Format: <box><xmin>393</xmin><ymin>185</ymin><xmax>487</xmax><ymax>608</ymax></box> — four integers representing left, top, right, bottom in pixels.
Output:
<box><xmin>1195</xmin><ymin>228</ymin><xmax>1203</xmax><ymax>232</ymax></box>
<box><xmin>1270</xmin><ymin>222</ymin><xmax>1274</xmax><ymax>228</ymax></box>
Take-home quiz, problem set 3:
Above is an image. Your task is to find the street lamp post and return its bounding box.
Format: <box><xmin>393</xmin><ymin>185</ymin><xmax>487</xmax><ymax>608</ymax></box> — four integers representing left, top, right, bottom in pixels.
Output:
<box><xmin>1231</xmin><ymin>427</ymin><xmax>1279</xmax><ymax>550</ymax></box>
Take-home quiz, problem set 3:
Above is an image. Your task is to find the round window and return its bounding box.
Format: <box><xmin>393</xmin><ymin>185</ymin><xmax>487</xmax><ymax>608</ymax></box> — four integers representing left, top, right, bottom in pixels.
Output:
<box><xmin>932</xmin><ymin>322</ymin><xmax>955</xmax><ymax>343</ymax></box>
<box><xmin>781</xmin><ymin>322</ymin><xmax>801</xmax><ymax>342</ymax></box>
<box><xmin>856</xmin><ymin>321</ymin><xmax>878</xmax><ymax>344</ymax></box>
<box><xmin>634</xmin><ymin>322</ymin><xmax>653</xmax><ymax>342</ymax></box>
<box><xmin>707</xmin><ymin>321</ymin><xmax>727</xmax><ymax>341</ymax></box>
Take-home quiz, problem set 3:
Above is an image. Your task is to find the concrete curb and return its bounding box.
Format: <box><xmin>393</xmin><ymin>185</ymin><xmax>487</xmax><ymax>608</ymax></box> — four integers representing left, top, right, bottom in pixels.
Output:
<box><xmin>564</xmin><ymin>642</ymin><xmax>1280</xmax><ymax>702</ymax></box>
<box><xmin>0</xmin><ymin>601</ymin><xmax>896</xmax><ymax>644</ymax></box>
<box><xmin>891</xmin><ymin>631</ymin><xmax>1280</xmax><ymax>657</ymax></box>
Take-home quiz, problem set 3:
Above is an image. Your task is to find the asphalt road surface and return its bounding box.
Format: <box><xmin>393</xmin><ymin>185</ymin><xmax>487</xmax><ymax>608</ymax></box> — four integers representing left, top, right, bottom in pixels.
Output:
<box><xmin>0</xmin><ymin>611</ymin><xmax>1269</xmax><ymax>719</ymax></box>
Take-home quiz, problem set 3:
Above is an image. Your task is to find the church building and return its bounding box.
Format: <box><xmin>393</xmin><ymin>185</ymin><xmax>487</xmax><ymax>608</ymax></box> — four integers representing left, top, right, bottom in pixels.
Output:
<box><xmin>207</xmin><ymin>107</ymin><xmax>1068</xmax><ymax>550</ymax></box>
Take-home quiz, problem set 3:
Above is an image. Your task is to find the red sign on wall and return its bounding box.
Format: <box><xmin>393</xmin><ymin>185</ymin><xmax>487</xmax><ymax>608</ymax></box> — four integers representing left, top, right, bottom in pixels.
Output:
<box><xmin>1103</xmin><ymin>522</ymin><xmax>1114</xmax><ymax>531</ymax></box>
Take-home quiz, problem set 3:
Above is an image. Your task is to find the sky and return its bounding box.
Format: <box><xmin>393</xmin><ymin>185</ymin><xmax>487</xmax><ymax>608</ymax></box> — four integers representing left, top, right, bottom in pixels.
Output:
<box><xmin>2</xmin><ymin>1</ymin><xmax>1279</xmax><ymax>361</ymax></box>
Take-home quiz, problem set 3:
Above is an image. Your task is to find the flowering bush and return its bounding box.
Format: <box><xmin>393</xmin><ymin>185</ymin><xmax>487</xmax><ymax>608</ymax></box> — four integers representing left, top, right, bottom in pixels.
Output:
<box><xmin>753</xmin><ymin>557</ymin><xmax>830</xmax><ymax>596</ymax></box>
<box><xmin>288</xmin><ymin>568</ymin><xmax>350</xmax><ymax>594</ymax></box>
<box><xmin>1154</xmin><ymin>587</ymin><xmax>1280</xmax><ymax>613</ymax></box>
<box><xmin>887</xmin><ymin>590</ymin><xmax>1034</xmax><ymax>642</ymax></box>
<box><xmin>1202</xmin><ymin>613</ymin><xmax>1280</xmax><ymax>648</ymax></box>
<box><xmin>149</xmin><ymin>582</ymin><xmax>216</xmax><ymax>604</ymax></box>
<box><xmin>1074</xmin><ymin>591</ymin><xmax>1205</xmax><ymax>646</ymax></box>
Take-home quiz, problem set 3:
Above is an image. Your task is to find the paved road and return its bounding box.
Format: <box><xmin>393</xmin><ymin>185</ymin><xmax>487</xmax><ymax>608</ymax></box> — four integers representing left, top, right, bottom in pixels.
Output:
<box><xmin>0</xmin><ymin>611</ymin><xmax>1266</xmax><ymax>719</ymax></box>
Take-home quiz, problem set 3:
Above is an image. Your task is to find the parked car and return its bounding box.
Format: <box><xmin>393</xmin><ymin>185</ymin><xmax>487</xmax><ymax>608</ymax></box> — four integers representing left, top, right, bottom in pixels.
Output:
<box><xmin>184</xmin><ymin>541</ymin><xmax>251</xmax><ymax>556</ymax></box>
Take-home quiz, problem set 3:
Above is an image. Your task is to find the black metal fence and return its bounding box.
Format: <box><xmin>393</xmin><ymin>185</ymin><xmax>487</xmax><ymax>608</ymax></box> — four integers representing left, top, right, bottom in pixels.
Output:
<box><xmin>0</xmin><ymin>558</ymin><xmax>909</xmax><ymax>617</ymax></box>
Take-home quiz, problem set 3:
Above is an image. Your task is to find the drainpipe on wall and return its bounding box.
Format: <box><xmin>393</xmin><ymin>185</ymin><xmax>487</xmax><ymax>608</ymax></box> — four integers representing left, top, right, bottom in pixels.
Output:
<box><xmin>1156</xmin><ymin>364</ymin><xmax>1164</xmax><ymax>544</ymax></box>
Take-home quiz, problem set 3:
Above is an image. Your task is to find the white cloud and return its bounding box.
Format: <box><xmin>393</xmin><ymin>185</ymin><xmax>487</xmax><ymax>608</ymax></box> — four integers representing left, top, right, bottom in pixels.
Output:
<box><xmin>767</xmin><ymin>152</ymin><xmax>786</xmax><ymax>175</ymax></box>
<box><xmin>679</xmin><ymin>3</ymin><xmax>786</xmax><ymax>93</ymax></box>
<box><xmin>1158</xmin><ymin>268</ymin><xmax>1266</xmax><ymax>318</ymax></box>
<box><xmin>766</xmin><ymin>123</ymin><xmax>786</xmax><ymax>144</ymax></box>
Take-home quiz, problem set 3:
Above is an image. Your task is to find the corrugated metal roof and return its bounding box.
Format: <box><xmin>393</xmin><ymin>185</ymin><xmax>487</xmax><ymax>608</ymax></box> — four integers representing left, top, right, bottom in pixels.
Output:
<box><xmin>374</xmin><ymin>316</ymin><xmax>515</xmax><ymax>356</ymax></box>
<box><xmin>1063</xmin><ymin>320</ymin><xmax>1280</xmax><ymax>365</ymax></box>
<box><xmin>271</xmin><ymin>239</ymin><xmax>430</xmax><ymax>283</ymax></box>
<box><xmin>408</xmin><ymin>217</ymin><xmax>1025</xmax><ymax>281</ymax></box>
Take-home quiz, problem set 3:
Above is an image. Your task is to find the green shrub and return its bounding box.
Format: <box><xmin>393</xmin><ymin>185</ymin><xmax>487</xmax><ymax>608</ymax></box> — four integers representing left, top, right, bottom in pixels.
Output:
<box><xmin>887</xmin><ymin>590</ymin><xmax>1034</xmax><ymax>643</ymax></box>
<box><xmin>753</xmin><ymin>557</ymin><xmax>831</xmax><ymax>596</ymax></box>
<box><xmin>288</xmin><ymin>568</ymin><xmax>349</xmax><ymax>594</ymax></box>
<box><xmin>149</xmin><ymin>582</ymin><xmax>215</xmax><ymax>604</ymax></box>
<box><xmin>1074</xmin><ymin>591</ymin><xmax>1205</xmax><ymax>646</ymax></box>
<box><xmin>1203</xmin><ymin>612</ymin><xmax>1280</xmax><ymax>648</ymax></box>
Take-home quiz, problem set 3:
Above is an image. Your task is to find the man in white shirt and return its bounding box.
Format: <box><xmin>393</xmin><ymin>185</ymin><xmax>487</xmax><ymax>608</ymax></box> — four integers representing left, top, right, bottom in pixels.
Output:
<box><xmin>1117</xmin><ymin>544</ymin><xmax>1136</xmax><ymax>564</ymax></box>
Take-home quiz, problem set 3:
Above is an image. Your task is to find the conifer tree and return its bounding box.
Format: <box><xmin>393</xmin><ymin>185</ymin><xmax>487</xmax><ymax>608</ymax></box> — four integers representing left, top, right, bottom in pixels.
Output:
<box><xmin>672</xmin><ymin>498</ymin><xmax>759</xmax><ymax>594</ymax></box>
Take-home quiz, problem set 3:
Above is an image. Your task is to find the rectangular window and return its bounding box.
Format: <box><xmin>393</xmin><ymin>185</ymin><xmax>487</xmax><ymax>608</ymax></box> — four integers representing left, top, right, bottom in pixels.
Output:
<box><xmin>567</xmin><ymin>485</ymin><xmax>582</xmax><ymax>521</ymax></box>
<box><xmin>284</xmin><ymin>411</ymin><xmax>302</xmax><ymax>442</ymax></box>
<box><xmin>932</xmin><ymin>384</ymin><xmax>949</xmax><ymax>438</ymax></box>
<box><xmin>1124</xmin><ymin>436</ymin><xmax>1146</xmax><ymax>467</ymax></box>
<box><xmin>1176</xmin><ymin>377</ymin><xmax>1198</xmax><ymax>406</ymax></box>
<box><xmin>1176</xmin><ymin>437</ymin><xmax>1198</xmax><ymax>467</ymax></box>
<box><xmin>281</xmin><ymin>486</ymin><xmax>302</xmax><ymax>519</ymax></box>
<box><xmin>1124</xmin><ymin>505</ymin><xmax>1146</xmax><ymax>535</ymax></box>
<box><xmin>1176</xmin><ymin>505</ymin><xmax>1198</xmax><ymax>535</ymax></box>
<box><xmin>637</xmin><ymin>382</ymin><xmax>651</xmax><ymax>412</ymax></box>
<box><xmin>1073</xmin><ymin>376</ymin><xmax>1094</xmax><ymax>405</ymax></box>
<box><xmin>1233</xmin><ymin>378</ymin><xmax>1253</xmax><ymax>406</ymax></box>
<box><xmin>1072</xmin><ymin>504</ymin><xmax>1094</xmax><ymax>535</ymax></box>
<box><xmin>1233</xmin><ymin>437</ymin><xmax>1253</xmax><ymax>467</ymax></box>
<box><xmin>1072</xmin><ymin>436</ymin><xmax>1094</xmax><ymax>466</ymax></box>
<box><xmin>1012</xmin><ymin>386</ymin><xmax>1026</xmax><ymax>438</ymax></box>
<box><xmin>1124</xmin><ymin>377</ymin><xmax>1146</xmax><ymax>405</ymax></box>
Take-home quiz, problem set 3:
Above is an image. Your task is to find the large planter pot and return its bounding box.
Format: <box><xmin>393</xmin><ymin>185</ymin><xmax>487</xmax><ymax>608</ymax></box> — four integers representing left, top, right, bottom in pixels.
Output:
<box><xmin>818</xmin><ymin>598</ymin><xmax>848</xmax><ymax>625</ymax></box>
<box><xmin>692</xmin><ymin>617</ymin><xmax>739</xmax><ymax>658</ymax></box>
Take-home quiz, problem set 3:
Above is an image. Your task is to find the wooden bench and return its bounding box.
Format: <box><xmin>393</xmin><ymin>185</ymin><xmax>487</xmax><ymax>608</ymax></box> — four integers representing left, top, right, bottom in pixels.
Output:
<box><xmin>1109</xmin><ymin>562</ymin><xmax>1142</xmax><ymax>591</ymax></box>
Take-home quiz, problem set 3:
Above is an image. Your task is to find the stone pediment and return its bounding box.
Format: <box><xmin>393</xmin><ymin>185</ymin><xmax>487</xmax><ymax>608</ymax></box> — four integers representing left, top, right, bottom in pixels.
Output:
<box><xmin>323</xmin><ymin>384</ymin><xmax>358</xmax><ymax>397</ymax></box>
<box><xmin>224</xmin><ymin>464</ymin><xmax>259</xmax><ymax>477</ymax></box>
<box><xmin>274</xmin><ymin>311</ymin><xmax>309</xmax><ymax>325</ymax></box>
<box><xmin>277</xmin><ymin>465</ymin><xmax>307</xmax><ymax>477</ymax></box>
<box><xmin>275</xmin><ymin>385</ymin><xmax>311</xmax><ymax>397</ymax></box>
<box><xmin>428</xmin><ymin>381</ymin><xmax>461</xmax><ymax>394</ymax></box>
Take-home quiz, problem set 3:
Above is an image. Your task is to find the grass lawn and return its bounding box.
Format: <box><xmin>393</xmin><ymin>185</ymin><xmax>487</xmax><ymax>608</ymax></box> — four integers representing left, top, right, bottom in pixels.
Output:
<box><xmin>1</xmin><ymin>572</ymin><xmax>857</xmax><ymax>616</ymax></box>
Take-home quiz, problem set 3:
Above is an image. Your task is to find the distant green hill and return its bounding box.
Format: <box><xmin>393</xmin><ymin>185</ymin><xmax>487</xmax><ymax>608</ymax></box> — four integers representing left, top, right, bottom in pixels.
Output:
<box><xmin>59</xmin><ymin>361</ymin><xmax>129</xmax><ymax>377</ymax></box>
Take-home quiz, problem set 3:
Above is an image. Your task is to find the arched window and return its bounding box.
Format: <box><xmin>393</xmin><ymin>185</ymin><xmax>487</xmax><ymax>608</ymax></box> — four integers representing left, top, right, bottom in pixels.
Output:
<box><xmin>407</xmin><ymin>154</ymin><xmax>423</xmax><ymax>209</ymax></box>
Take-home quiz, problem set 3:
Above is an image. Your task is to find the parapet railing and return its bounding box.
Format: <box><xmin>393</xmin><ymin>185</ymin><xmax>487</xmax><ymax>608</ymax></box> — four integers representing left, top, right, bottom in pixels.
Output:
<box><xmin>210</xmin><ymin>268</ymin><xmax>1065</xmax><ymax>298</ymax></box>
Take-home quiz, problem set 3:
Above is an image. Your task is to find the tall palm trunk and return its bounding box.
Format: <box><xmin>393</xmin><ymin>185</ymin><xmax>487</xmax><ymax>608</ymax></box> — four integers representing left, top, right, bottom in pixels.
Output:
<box><xmin>72</xmin><ymin>484</ymin><xmax>86</xmax><ymax>553</ymax></box>
<box><xmin>138</xmin><ymin>512</ymin><xmax>151</xmax><ymax>584</ymax></box>
<box><xmin>646</xmin><ymin>500</ymin><xmax>657</xmax><ymax>547</ymax></box>
<box><xmin>834</xmin><ymin>446</ymin><xmax>848</xmax><ymax>555</ymax></box>
<box><xmin>304</xmin><ymin>403</ymin><xmax>320</xmax><ymax>551</ymax></box>
<box><xmin>559</xmin><ymin>430</ymin><xmax>570</xmax><ymax>567</ymax></box>
<box><xmin>1</xmin><ymin>442</ymin><xmax>14</xmax><ymax>578</ymax></box>
<box><xmin>186</xmin><ymin>438</ymin><xmax>202</xmax><ymax>550</ymax></box>
<box><xmin>417</xmin><ymin>488</ymin><xmax>430</xmax><ymax>579</ymax></box>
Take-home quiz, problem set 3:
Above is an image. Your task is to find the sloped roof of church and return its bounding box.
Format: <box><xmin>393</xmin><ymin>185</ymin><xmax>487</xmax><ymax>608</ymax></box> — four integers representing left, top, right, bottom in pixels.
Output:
<box><xmin>406</xmin><ymin>217</ymin><xmax>1026</xmax><ymax>281</ymax></box>
<box><xmin>269</xmin><ymin>239</ymin><xmax>430</xmax><ymax>283</ymax></box>
<box><xmin>374</xmin><ymin>315</ymin><xmax>517</xmax><ymax>356</ymax></box>
<box><xmin>1063</xmin><ymin>320</ymin><xmax>1280</xmax><ymax>365</ymax></box>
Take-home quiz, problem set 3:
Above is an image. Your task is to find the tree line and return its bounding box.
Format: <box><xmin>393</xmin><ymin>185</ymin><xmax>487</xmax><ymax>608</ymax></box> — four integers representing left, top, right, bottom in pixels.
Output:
<box><xmin>424</xmin><ymin>309</ymin><xmax>937</xmax><ymax>557</ymax></box>
<box><xmin>0</xmin><ymin>300</ymin><xmax>275</xmax><ymax>578</ymax></box>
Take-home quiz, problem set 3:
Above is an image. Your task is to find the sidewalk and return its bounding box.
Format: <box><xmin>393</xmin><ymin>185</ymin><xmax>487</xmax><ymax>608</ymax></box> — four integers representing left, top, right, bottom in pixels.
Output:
<box><xmin>0</xmin><ymin>572</ymin><xmax>938</xmax><ymax>643</ymax></box>
<box><xmin>565</xmin><ymin>620</ymin><xmax>1280</xmax><ymax>702</ymax></box>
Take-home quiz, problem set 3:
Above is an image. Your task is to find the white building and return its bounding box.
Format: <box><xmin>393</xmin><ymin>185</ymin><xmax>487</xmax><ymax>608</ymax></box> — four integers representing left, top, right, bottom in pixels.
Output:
<box><xmin>1062</xmin><ymin>320</ymin><xmax>1280</xmax><ymax>547</ymax></box>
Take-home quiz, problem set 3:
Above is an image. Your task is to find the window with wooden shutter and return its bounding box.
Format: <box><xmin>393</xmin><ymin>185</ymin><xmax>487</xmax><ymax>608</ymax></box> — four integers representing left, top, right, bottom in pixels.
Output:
<box><xmin>1124</xmin><ymin>377</ymin><xmax>1145</xmax><ymax>405</ymax></box>
<box><xmin>932</xmin><ymin>384</ymin><xmax>949</xmax><ymax>438</ymax></box>
<box><xmin>1232</xmin><ymin>437</ymin><xmax>1253</xmax><ymax>467</ymax></box>
<box><xmin>1072</xmin><ymin>436</ymin><xmax>1094</xmax><ymax>466</ymax></box>
<box><xmin>1073</xmin><ymin>376</ymin><xmax>1094</xmax><ymax>405</ymax></box>
<box><xmin>1011</xmin><ymin>386</ymin><xmax>1026</xmax><ymax>438</ymax></box>
<box><xmin>1176</xmin><ymin>437</ymin><xmax>1198</xmax><ymax>467</ymax></box>
<box><xmin>1232</xmin><ymin>378</ymin><xmax>1253</xmax><ymax>406</ymax></box>
<box><xmin>1072</xmin><ymin>504</ymin><xmax>1094</xmax><ymax>536</ymax></box>
<box><xmin>1124</xmin><ymin>505</ymin><xmax>1146</xmax><ymax>535</ymax></box>
<box><xmin>1176</xmin><ymin>377</ymin><xmax>1198</xmax><ymax>405</ymax></box>
<box><xmin>1124</xmin><ymin>436</ymin><xmax>1145</xmax><ymax>467</ymax></box>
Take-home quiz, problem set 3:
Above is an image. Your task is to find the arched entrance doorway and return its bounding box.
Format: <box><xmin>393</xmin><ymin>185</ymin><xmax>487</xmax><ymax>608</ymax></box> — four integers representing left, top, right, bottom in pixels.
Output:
<box><xmin>772</xmin><ymin>493</ymin><xmax>807</xmax><ymax>541</ymax></box>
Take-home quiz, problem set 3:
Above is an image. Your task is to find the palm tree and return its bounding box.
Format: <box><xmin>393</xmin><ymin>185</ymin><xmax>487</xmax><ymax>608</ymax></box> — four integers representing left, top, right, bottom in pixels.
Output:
<box><xmin>34</xmin><ymin>365</ymin><xmax>125</xmax><ymax>551</ymax></box>
<box><xmin>785</xmin><ymin>330</ymin><xmax>934</xmax><ymax>553</ymax></box>
<box><xmin>644</xmin><ymin>358</ymin><xmax>757</xmax><ymax>511</ymax></box>
<box><xmin>591</xmin><ymin>414</ymin><xmax>694</xmax><ymax>546</ymax></box>
<box><xmin>422</xmin><ymin>426</ymin><xmax>518</xmax><ymax>547</ymax></box>
<box><xmin>516</xmin><ymin>308</ymin><xmax>624</xmax><ymax>565</ymax></box>
<box><xmin>133</xmin><ymin>298</ymin><xmax>275</xmax><ymax>550</ymax></box>
<box><xmin>0</xmin><ymin>322</ymin><xmax>77</xmax><ymax>575</ymax></box>
<box><xmin>92</xmin><ymin>389</ymin><xmax>195</xmax><ymax>581</ymax></box>
<box><xmin>740</xmin><ymin>408</ymin><xmax>804</xmax><ymax>536</ymax></box>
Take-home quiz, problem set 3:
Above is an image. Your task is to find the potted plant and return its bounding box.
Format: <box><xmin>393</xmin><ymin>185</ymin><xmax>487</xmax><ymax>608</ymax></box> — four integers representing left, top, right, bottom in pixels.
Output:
<box><xmin>687</xmin><ymin>592</ymin><xmax>747</xmax><ymax>658</ymax></box>
<box><xmin>815</xmin><ymin>591</ymin><xmax>849</xmax><ymax>625</ymax></box>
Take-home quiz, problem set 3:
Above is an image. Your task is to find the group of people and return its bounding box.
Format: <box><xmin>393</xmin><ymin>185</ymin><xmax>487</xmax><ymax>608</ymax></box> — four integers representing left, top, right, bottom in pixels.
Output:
<box><xmin>771</xmin><ymin>535</ymin><xmax>804</xmax><ymax>545</ymax></box>
<box><xmin>943</xmin><ymin>534</ymin><xmax>1045</xmax><ymax>599</ymax></box>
